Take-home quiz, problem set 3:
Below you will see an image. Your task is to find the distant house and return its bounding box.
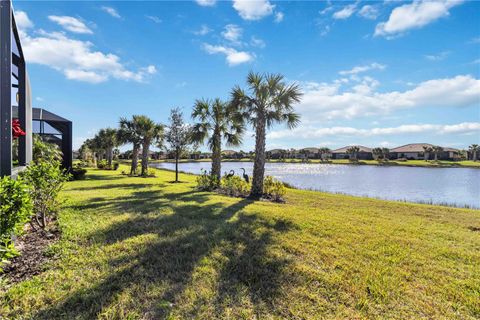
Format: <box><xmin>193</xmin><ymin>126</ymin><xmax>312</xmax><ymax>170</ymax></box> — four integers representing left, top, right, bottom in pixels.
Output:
<box><xmin>331</xmin><ymin>146</ymin><xmax>373</xmax><ymax>160</ymax></box>
<box><xmin>390</xmin><ymin>143</ymin><xmax>460</xmax><ymax>160</ymax></box>
<box><xmin>222</xmin><ymin>150</ymin><xmax>244</xmax><ymax>159</ymax></box>
<box><xmin>297</xmin><ymin>147</ymin><xmax>321</xmax><ymax>159</ymax></box>
<box><xmin>267</xmin><ymin>149</ymin><xmax>286</xmax><ymax>159</ymax></box>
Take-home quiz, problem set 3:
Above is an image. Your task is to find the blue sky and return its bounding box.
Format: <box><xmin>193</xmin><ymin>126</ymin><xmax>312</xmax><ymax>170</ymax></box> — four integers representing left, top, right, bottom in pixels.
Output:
<box><xmin>13</xmin><ymin>0</ymin><xmax>480</xmax><ymax>151</ymax></box>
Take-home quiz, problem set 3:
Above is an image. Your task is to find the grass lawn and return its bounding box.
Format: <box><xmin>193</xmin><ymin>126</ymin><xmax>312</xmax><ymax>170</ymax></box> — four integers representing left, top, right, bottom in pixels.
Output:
<box><xmin>154</xmin><ymin>158</ymin><xmax>480</xmax><ymax>168</ymax></box>
<box><xmin>1</xmin><ymin>166</ymin><xmax>479</xmax><ymax>319</ymax></box>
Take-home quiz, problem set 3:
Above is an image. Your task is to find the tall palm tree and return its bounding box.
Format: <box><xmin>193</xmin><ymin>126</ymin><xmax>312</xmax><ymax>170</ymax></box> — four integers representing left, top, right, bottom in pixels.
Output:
<box><xmin>97</xmin><ymin>128</ymin><xmax>118</xmax><ymax>167</ymax></box>
<box><xmin>135</xmin><ymin>116</ymin><xmax>163</xmax><ymax>176</ymax></box>
<box><xmin>118</xmin><ymin>116</ymin><xmax>143</xmax><ymax>175</ymax></box>
<box><xmin>469</xmin><ymin>144</ymin><xmax>479</xmax><ymax>161</ymax></box>
<box><xmin>231</xmin><ymin>72</ymin><xmax>302</xmax><ymax>198</ymax></box>
<box><xmin>346</xmin><ymin>146</ymin><xmax>360</xmax><ymax>161</ymax></box>
<box><xmin>432</xmin><ymin>145</ymin><xmax>443</xmax><ymax>161</ymax></box>
<box><xmin>191</xmin><ymin>98</ymin><xmax>245</xmax><ymax>181</ymax></box>
<box><xmin>423</xmin><ymin>146</ymin><xmax>433</xmax><ymax>161</ymax></box>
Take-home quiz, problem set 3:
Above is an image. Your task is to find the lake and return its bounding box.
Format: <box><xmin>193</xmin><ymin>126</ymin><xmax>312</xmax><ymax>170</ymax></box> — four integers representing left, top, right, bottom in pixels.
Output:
<box><xmin>153</xmin><ymin>161</ymin><xmax>480</xmax><ymax>208</ymax></box>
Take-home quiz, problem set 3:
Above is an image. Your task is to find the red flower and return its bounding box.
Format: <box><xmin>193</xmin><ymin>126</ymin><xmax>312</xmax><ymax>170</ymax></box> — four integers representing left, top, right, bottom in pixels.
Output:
<box><xmin>12</xmin><ymin>118</ymin><xmax>26</xmax><ymax>139</ymax></box>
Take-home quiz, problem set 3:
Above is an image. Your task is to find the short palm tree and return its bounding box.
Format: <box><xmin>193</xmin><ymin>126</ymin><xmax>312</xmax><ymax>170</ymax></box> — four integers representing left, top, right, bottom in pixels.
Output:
<box><xmin>423</xmin><ymin>146</ymin><xmax>433</xmax><ymax>161</ymax></box>
<box><xmin>135</xmin><ymin>116</ymin><xmax>164</xmax><ymax>176</ymax></box>
<box><xmin>319</xmin><ymin>147</ymin><xmax>331</xmax><ymax>161</ymax></box>
<box><xmin>231</xmin><ymin>72</ymin><xmax>302</xmax><ymax>198</ymax></box>
<box><xmin>469</xmin><ymin>144</ymin><xmax>479</xmax><ymax>161</ymax></box>
<box><xmin>346</xmin><ymin>146</ymin><xmax>360</xmax><ymax>161</ymax></box>
<box><xmin>382</xmin><ymin>148</ymin><xmax>390</xmax><ymax>160</ymax></box>
<box><xmin>191</xmin><ymin>98</ymin><xmax>245</xmax><ymax>181</ymax></box>
<box><xmin>372</xmin><ymin>147</ymin><xmax>383</xmax><ymax>161</ymax></box>
<box><xmin>118</xmin><ymin>116</ymin><xmax>143</xmax><ymax>175</ymax></box>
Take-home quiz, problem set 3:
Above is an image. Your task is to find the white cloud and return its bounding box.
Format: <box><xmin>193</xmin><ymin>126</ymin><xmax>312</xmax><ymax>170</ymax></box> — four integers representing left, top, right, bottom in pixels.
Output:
<box><xmin>268</xmin><ymin>122</ymin><xmax>480</xmax><ymax>140</ymax></box>
<box><xmin>203</xmin><ymin>43</ymin><xmax>254</xmax><ymax>66</ymax></box>
<box><xmin>196</xmin><ymin>0</ymin><xmax>216</xmax><ymax>7</ymax></box>
<box><xmin>193</xmin><ymin>24</ymin><xmax>212</xmax><ymax>36</ymax></box>
<box><xmin>14</xmin><ymin>11</ymin><xmax>33</xmax><ymax>30</ymax></box>
<box><xmin>320</xmin><ymin>25</ymin><xmax>331</xmax><ymax>37</ymax></box>
<box><xmin>101</xmin><ymin>6</ymin><xmax>121</xmax><ymax>19</ymax></box>
<box><xmin>274</xmin><ymin>12</ymin><xmax>284</xmax><ymax>23</ymax></box>
<box><xmin>298</xmin><ymin>74</ymin><xmax>480</xmax><ymax>120</ymax></box>
<box><xmin>146</xmin><ymin>15</ymin><xmax>162</xmax><ymax>24</ymax></box>
<box><xmin>333</xmin><ymin>4</ymin><xmax>356</xmax><ymax>19</ymax></box>
<box><xmin>36</xmin><ymin>97</ymin><xmax>44</xmax><ymax>102</ymax></box>
<box><xmin>358</xmin><ymin>5</ymin><xmax>379</xmax><ymax>20</ymax></box>
<box><xmin>339</xmin><ymin>63</ymin><xmax>386</xmax><ymax>75</ymax></box>
<box><xmin>424</xmin><ymin>51</ymin><xmax>450</xmax><ymax>61</ymax></box>
<box><xmin>375</xmin><ymin>0</ymin><xmax>463</xmax><ymax>37</ymax></box>
<box><xmin>222</xmin><ymin>24</ymin><xmax>243</xmax><ymax>44</ymax></box>
<box><xmin>48</xmin><ymin>16</ymin><xmax>93</xmax><ymax>34</ymax></box>
<box><xmin>233</xmin><ymin>0</ymin><xmax>275</xmax><ymax>20</ymax></box>
<box><xmin>19</xmin><ymin>12</ymin><xmax>156</xmax><ymax>84</ymax></box>
<box><xmin>250</xmin><ymin>36</ymin><xmax>265</xmax><ymax>48</ymax></box>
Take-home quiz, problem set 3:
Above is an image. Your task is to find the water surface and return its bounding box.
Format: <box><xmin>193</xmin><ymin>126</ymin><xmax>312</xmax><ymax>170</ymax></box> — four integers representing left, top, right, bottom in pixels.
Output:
<box><xmin>153</xmin><ymin>161</ymin><xmax>480</xmax><ymax>208</ymax></box>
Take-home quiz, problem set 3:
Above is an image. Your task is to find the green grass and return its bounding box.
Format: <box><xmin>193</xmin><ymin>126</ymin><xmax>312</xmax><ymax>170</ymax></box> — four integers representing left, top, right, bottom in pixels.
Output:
<box><xmin>154</xmin><ymin>158</ymin><xmax>480</xmax><ymax>168</ymax></box>
<box><xmin>1</xmin><ymin>166</ymin><xmax>479</xmax><ymax>319</ymax></box>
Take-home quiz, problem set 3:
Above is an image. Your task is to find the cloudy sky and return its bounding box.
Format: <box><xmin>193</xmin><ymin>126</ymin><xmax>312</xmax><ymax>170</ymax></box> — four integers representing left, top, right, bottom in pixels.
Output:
<box><xmin>14</xmin><ymin>0</ymin><xmax>480</xmax><ymax>151</ymax></box>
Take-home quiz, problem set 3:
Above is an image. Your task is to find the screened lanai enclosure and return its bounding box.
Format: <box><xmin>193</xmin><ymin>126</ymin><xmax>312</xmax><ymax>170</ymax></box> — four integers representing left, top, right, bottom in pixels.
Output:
<box><xmin>0</xmin><ymin>0</ymin><xmax>72</xmax><ymax>176</ymax></box>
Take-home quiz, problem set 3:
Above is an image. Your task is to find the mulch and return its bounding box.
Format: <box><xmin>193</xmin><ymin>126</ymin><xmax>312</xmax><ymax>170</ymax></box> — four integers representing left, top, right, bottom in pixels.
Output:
<box><xmin>1</xmin><ymin>227</ymin><xmax>60</xmax><ymax>286</ymax></box>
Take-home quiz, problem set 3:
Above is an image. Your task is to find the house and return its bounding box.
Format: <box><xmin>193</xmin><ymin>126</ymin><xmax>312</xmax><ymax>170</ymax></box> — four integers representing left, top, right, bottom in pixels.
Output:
<box><xmin>331</xmin><ymin>146</ymin><xmax>373</xmax><ymax>160</ymax></box>
<box><xmin>298</xmin><ymin>147</ymin><xmax>321</xmax><ymax>159</ymax></box>
<box><xmin>266</xmin><ymin>149</ymin><xmax>286</xmax><ymax>159</ymax></box>
<box><xmin>390</xmin><ymin>143</ymin><xmax>460</xmax><ymax>160</ymax></box>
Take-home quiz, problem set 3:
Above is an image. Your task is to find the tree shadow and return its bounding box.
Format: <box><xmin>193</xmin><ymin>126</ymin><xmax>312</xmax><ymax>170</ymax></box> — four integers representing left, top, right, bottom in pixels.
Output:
<box><xmin>32</xmin><ymin>188</ymin><xmax>295</xmax><ymax>319</ymax></box>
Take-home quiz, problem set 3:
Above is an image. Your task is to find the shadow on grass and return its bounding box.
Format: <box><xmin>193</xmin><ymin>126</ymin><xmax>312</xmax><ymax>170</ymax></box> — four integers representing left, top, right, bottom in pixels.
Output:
<box><xmin>33</xmin><ymin>185</ymin><xmax>295</xmax><ymax>319</ymax></box>
<box><xmin>69</xmin><ymin>183</ymin><xmax>165</xmax><ymax>191</ymax></box>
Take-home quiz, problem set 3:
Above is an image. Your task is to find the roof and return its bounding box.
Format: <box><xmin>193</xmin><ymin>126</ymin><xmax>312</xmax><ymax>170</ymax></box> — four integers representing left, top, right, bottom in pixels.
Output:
<box><xmin>268</xmin><ymin>149</ymin><xmax>286</xmax><ymax>154</ymax></box>
<box><xmin>390</xmin><ymin>143</ymin><xmax>459</xmax><ymax>153</ymax></box>
<box><xmin>13</xmin><ymin>106</ymin><xmax>71</xmax><ymax>123</ymax></box>
<box><xmin>300</xmin><ymin>147</ymin><xmax>320</xmax><ymax>152</ymax></box>
<box><xmin>222</xmin><ymin>150</ymin><xmax>237</xmax><ymax>155</ymax></box>
<box><xmin>332</xmin><ymin>145</ymin><xmax>372</xmax><ymax>153</ymax></box>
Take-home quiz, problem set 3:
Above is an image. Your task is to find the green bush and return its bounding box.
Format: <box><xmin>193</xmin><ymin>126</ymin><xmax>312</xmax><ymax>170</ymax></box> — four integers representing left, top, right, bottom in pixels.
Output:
<box><xmin>263</xmin><ymin>176</ymin><xmax>286</xmax><ymax>202</ymax></box>
<box><xmin>146</xmin><ymin>168</ymin><xmax>157</xmax><ymax>177</ymax></box>
<box><xmin>113</xmin><ymin>162</ymin><xmax>120</xmax><ymax>171</ymax></box>
<box><xmin>220</xmin><ymin>175</ymin><xmax>249</xmax><ymax>197</ymax></box>
<box><xmin>70</xmin><ymin>166</ymin><xmax>87</xmax><ymax>180</ymax></box>
<box><xmin>196</xmin><ymin>171</ymin><xmax>219</xmax><ymax>191</ymax></box>
<box><xmin>20</xmin><ymin>161</ymin><xmax>69</xmax><ymax>230</ymax></box>
<box><xmin>97</xmin><ymin>159</ymin><xmax>108</xmax><ymax>169</ymax></box>
<box><xmin>0</xmin><ymin>177</ymin><xmax>33</xmax><ymax>270</ymax></box>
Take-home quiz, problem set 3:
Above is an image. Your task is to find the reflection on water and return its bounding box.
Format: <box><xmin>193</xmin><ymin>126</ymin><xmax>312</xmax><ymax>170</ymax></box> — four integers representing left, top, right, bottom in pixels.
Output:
<box><xmin>153</xmin><ymin>161</ymin><xmax>480</xmax><ymax>208</ymax></box>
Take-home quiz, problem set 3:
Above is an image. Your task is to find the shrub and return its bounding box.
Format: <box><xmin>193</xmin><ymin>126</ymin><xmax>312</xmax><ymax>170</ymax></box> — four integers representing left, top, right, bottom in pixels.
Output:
<box><xmin>263</xmin><ymin>176</ymin><xmax>286</xmax><ymax>202</ymax></box>
<box><xmin>146</xmin><ymin>168</ymin><xmax>157</xmax><ymax>177</ymax></box>
<box><xmin>20</xmin><ymin>161</ymin><xmax>69</xmax><ymax>230</ymax></box>
<box><xmin>220</xmin><ymin>175</ymin><xmax>249</xmax><ymax>197</ymax></box>
<box><xmin>196</xmin><ymin>171</ymin><xmax>219</xmax><ymax>191</ymax></box>
<box><xmin>97</xmin><ymin>159</ymin><xmax>108</xmax><ymax>169</ymax></box>
<box><xmin>70</xmin><ymin>166</ymin><xmax>87</xmax><ymax>180</ymax></box>
<box><xmin>113</xmin><ymin>162</ymin><xmax>120</xmax><ymax>171</ymax></box>
<box><xmin>0</xmin><ymin>177</ymin><xmax>32</xmax><ymax>270</ymax></box>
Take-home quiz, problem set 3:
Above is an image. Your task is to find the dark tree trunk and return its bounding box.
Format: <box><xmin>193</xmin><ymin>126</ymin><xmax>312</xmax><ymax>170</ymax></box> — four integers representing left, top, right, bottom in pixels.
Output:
<box><xmin>211</xmin><ymin>130</ymin><xmax>221</xmax><ymax>181</ymax></box>
<box><xmin>250</xmin><ymin>115</ymin><xmax>266</xmax><ymax>198</ymax></box>
<box><xmin>131</xmin><ymin>145</ymin><xmax>139</xmax><ymax>175</ymax></box>
<box><xmin>107</xmin><ymin>147</ymin><xmax>113</xmax><ymax>166</ymax></box>
<box><xmin>141</xmin><ymin>141</ymin><xmax>149</xmax><ymax>176</ymax></box>
<box><xmin>175</xmin><ymin>149</ymin><xmax>179</xmax><ymax>182</ymax></box>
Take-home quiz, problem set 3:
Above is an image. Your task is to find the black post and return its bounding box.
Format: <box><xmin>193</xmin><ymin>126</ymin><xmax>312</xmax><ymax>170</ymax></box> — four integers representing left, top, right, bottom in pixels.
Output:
<box><xmin>0</xmin><ymin>0</ymin><xmax>12</xmax><ymax>177</ymax></box>
<box><xmin>61</xmin><ymin>121</ymin><xmax>73</xmax><ymax>171</ymax></box>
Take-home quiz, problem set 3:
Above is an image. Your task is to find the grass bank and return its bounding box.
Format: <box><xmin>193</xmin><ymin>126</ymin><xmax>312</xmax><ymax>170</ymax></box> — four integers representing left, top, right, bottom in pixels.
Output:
<box><xmin>1</xmin><ymin>166</ymin><xmax>479</xmax><ymax>319</ymax></box>
<box><xmin>153</xmin><ymin>158</ymin><xmax>480</xmax><ymax>168</ymax></box>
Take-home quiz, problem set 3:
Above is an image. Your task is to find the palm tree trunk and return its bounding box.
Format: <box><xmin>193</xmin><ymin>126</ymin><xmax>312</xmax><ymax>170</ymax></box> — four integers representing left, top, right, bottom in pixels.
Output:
<box><xmin>211</xmin><ymin>131</ymin><xmax>222</xmax><ymax>181</ymax></box>
<box><xmin>250</xmin><ymin>115</ymin><xmax>266</xmax><ymax>198</ymax></box>
<box><xmin>141</xmin><ymin>141</ymin><xmax>149</xmax><ymax>176</ymax></box>
<box><xmin>107</xmin><ymin>147</ymin><xmax>113</xmax><ymax>167</ymax></box>
<box><xmin>131</xmin><ymin>145</ymin><xmax>139</xmax><ymax>175</ymax></box>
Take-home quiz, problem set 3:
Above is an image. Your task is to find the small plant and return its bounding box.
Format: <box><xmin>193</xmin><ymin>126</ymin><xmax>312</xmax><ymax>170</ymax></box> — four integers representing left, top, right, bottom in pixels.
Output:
<box><xmin>263</xmin><ymin>176</ymin><xmax>286</xmax><ymax>202</ymax></box>
<box><xmin>20</xmin><ymin>161</ymin><xmax>69</xmax><ymax>230</ymax></box>
<box><xmin>220</xmin><ymin>175</ymin><xmax>249</xmax><ymax>197</ymax></box>
<box><xmin>97</xmin><ymin>159</ymin><xmax>108</xmax><ymax>169</ymax></box>
<box><xmin>113</xmin><ymin>162</ymin><xmax>120</xmax><ymax>170</ymax></box>
<box><xmin>0</xmin><ymin>176</ymin><xmax>32</xmax><ymax>270</ymax></box>
<box><xmin>70</xmin><ymin>166</ymin><xmax>87</xmax><ymax>180</ymax></box>
<box><xmin>146</xmin><ymin>168</ymin><xmax>157</xmax><ymax>177</ymax></box>
<box><xmin>196</xmin><ymin>170</ymin><xmax>219</xmax><ymax>191</ymax></box>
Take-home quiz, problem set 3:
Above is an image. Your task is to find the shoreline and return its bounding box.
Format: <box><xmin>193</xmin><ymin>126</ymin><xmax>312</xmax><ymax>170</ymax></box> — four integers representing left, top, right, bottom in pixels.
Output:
<box><xmin>150</xmin><ymin>158</ymin><xmax>480</xmax><ymax>169</ymax></box>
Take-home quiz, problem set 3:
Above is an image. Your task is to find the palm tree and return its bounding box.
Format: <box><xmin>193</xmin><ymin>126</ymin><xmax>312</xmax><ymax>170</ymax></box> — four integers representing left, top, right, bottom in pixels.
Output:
<box><xmin>382</xmin><ymin>148</ymin><xmax>390</xmax><ymax>161</ymax></box>
<box><xmin>469</xmin><ymin>144</ymin><xmax>479</xmax><ymax>161</ymax></box>
<box><xmin>135</xmin><ymin>116</ymin><xmax>163</xmax><ymax>176</ymax></box>
<box><xmin>432</xmin><ymin>145</ymin><xmax>443</xmax><ymax>161</ymax></box>
<box><xmin>346</xmin><ymin>146</ymin><xmax>360</xmax><ymax>161</ymax></box>
<box><xmin>372</xmin><ymin>147</ymin><xmax>383</xmax><ymax>161</ymax></box>
<box><xmin>422</xmin><ymin>146</ymin><xmax>432</xmax><ymax>161</ymax></box>
<box><xmin>319</xmin><ymin>147</ymin><xmax>331</xmax><ymax>161</ymax></box>
<box><xmin>118</xmin><ymin>116</ymin><xmax>143</xmax><ymax>175</ymax></box>
<box><xmin>87</xmin><ymin>134</ymin><xmax>105</xmax><ymax>166</ymax></box>
<box><xmin>191</xmin><ymin>98</ymin><xmax>245</xmax><ymax>181</ymax></box>
<box><xmin>97</xmin><ymin>128</ymin><xmax>118</xmax><ymax>167</ymax></box>
<box><xmin>231</xmin><ymin>72</ymin><xmax>302</xmax><ymax>198</ymax></box>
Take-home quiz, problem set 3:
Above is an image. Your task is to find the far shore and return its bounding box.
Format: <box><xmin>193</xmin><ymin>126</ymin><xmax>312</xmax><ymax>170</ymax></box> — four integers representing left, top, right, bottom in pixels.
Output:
<box><xmin>149</xmin><ymin>158</ymin><xmax>480</xmax><ymax>169</ymax></box>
